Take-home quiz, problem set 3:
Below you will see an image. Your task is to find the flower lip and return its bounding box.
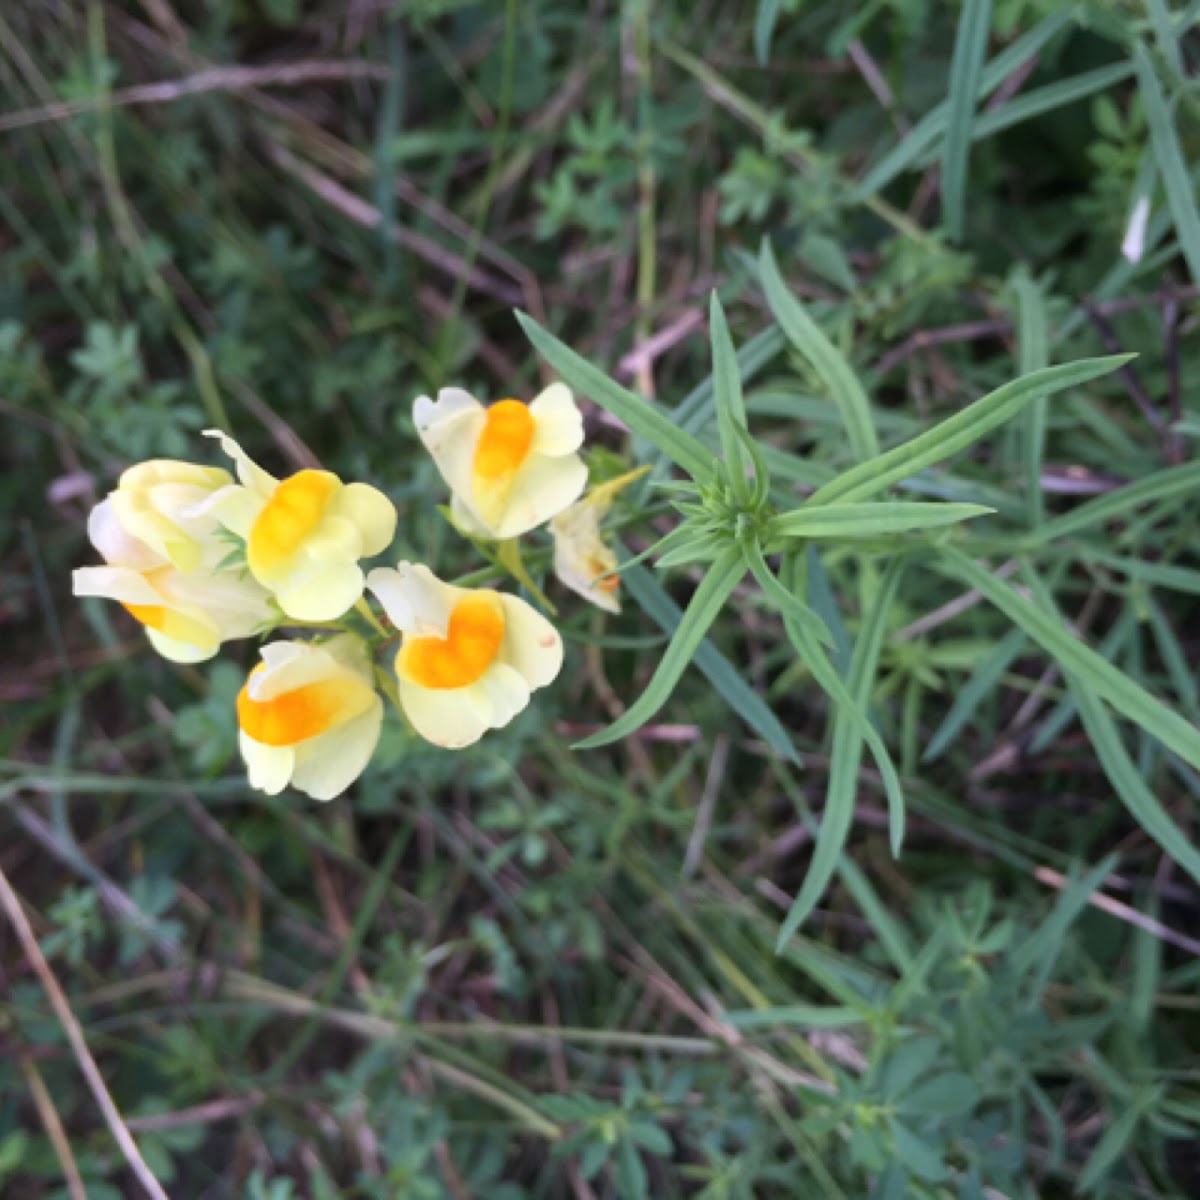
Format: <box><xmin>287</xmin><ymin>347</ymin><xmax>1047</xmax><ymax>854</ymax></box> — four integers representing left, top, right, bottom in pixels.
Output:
<box><xmin>473</xmin><ymin>399</ymin><xmax>535</xmax><ymax>482</ymax></box>
<box><xmin>237</xmin><ymin>670</ymin><xmax>369</xmax><ymax>747</ymax></box>
<box><xmin>398</xmin><ymin>593</ymin><xmax>506</xmax><ymax>690</ymax></box>
<box><xmin>247</xmin><ymin>469</ymin><xmax>340</xmax><ymax>577</ymax></box>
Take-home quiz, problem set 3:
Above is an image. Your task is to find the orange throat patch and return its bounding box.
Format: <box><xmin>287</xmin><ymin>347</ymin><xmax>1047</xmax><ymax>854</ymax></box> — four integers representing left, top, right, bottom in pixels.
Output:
<box><xmin>237</xmin><ymin>670</ymin><xmax>367</xmax><ymax>747</ymax></box>
<box><xmin>248</xmin><ymin>469</ymin><xmax>339</xmax><ymax>577</ymax></box>
<box><xmin>398</xmin><ymin>593</ymin><xmax>506</xmax><ymax>689</ymax></box>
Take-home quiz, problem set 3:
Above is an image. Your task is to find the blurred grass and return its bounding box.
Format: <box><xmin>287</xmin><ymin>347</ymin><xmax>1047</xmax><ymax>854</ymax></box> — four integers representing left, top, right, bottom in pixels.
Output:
<box><xmin>2</xmin><ymin>1</ymin><xmax>1200</xmax><ymax>1197</ymax></box>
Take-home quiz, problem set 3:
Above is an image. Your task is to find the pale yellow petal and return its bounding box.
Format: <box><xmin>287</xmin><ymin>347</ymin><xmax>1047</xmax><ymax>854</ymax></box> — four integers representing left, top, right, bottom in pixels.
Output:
<box><xmin>529</xmin><ymin>383</ymin><xmax>584</xmax><ymax>456</ymax></box>
<box><xmin>87</xmin><ymin>497</ymin><xmax>161</xmax><ymax>568</ymax></box>
<box><xmin>72</xmin><ymin>565</ymin><xmax>164</xmax><ymax>606</ymax></box>
<box><xmin>239</xmin><ymin>731</ymin><xmax>294</xmax><ymax>794</ymax></box>
<box><xmin>397</xmin><ymin>678</ymin><xmax>492</xmax><ymax>749</ymax></box>
<box><xmin>414</xmin><ymin>388</ymin><xmax>486</xmax><ymax>514</ymax></box>
<box><xmin>498</xmin><ymin>593</ymin><xmax>564</xmax><ymax>687</ymax></box>
<box><xmin>290</xmin><ymin>700</ymin><xmax>384</xmax><ymax>800</ymax></box>
<box><xmin>145</xmin><ymin>626</ymin><xmax>218</xmax><ymax>663</ymax></box>
<box><xmin>491</xmin><ymin>452</ymin><xmax>588</xmax><ymax>539</ymax></box>
<box><xmin>328</xmin><ymin>482</ymin><xmax>397</xmax><ymax>557</ymax></box>
<box><xmin>473</xmin><ymin>662</ymin><xmax>532</xmax><ymax>728</ymax></box>
<box><xmin>366</xmin><ymin>562</ymin><xmax>457</xmax><ymax>637</ymax></box>
<box><xmin>449</xmin><ymin>491</ymin><xmax>495</xmax><ymax>539</ymax></box>
<box><xmin>189</xmin><ymin>484</ymin><xmax>265</xmax><ymax>541</ymax></box>
<box><xmin>203</xmin><ymin>428</ymin><xmax>277</xmax><ymax>495</ymax></box>
<box><xmin>271</xmin><ymin>554</ymin><xmax>365</xmax><ymax>621</ymax></box>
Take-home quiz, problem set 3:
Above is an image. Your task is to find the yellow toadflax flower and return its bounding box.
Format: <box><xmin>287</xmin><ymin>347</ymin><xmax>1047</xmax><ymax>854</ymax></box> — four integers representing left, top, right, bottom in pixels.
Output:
<box><xmin>106</xmin><ymin>458</ymin><xmax>234</xmax><ymax>572</ymax></box>
<box><xmin>237</xmin><ymin>633</ymin><xmax>383</xmax><ymax>801</ymax></box>
<box><xmin>200</xmin><ymin>430</ymin><xmax>397</xmax><ymax>622</ymax></box>
<box><xmin>414</xmin><ymin>383</ymin><xmax>587</xmax><ymax>540</ymax></box>
<box><xmin>73</xmin><ymin>495</ymin><xmax>276</xmax><ymax>663</ymax></box>
<box><xmin>367</xmin><ymin>561</ymin><xmax>563</xmax><ymax>749</ymax></box>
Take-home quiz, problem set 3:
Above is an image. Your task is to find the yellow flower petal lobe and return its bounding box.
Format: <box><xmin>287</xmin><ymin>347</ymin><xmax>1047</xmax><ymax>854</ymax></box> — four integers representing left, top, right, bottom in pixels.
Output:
<box><xmin>398</xmin><ymin>593</ymin><xmax>506</xmax><ymax>690</ymax></box>
<box><xmin>248</xmin><ymin>470</ymin><xmax>340</xmax><ymax>576</ymax></box>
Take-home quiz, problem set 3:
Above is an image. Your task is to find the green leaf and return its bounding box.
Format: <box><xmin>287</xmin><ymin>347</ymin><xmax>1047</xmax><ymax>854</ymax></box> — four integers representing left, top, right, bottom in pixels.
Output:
<box><xmin>939</xmin><ymin>549</ymin><xmax>1200</xmax><ymax>779</ymax></box>
<box><xmin>620</xmin><ymin>555</ymin><xmax>798</xmax><ymax>761</ymax></box>
<box><xmin>941</xmin><ymin>0</ymin><xmax>992</xmax><ymax>239</ymax></box>
<box><xmin>759</xmin><ymin>240</ymin><xmax>879</xmax><ymax>463</ymax></box>
<box><xmin>754</xmin><ymin>0</ymin><xmax>782</xmax><ymax>64</ymax></box>
<box><xmin>776</xmin><ymin>557</ymin><xmax>907</xmax><ymax>949</ymax></box>
<box><xmin>575</xmin><ymin>546</ymin><xmax>745</xmax><ymax>749</ymax></box>
<box><xmin>1135</xmin><ymin>44</ymin><xmax>1200</xmax><ymax>287</ymax></box>
<box><xmin>914</xmin><ymin>63</ymin><xmax>1136</xmax><ymax>164</ymax></box>
<box><xmin>1012</xmin><ymin>269</ymin><xmax>1048</xmax><ymax>528</ymax></box>
<box><xmin>890</xmin><ymin>1121</ymin><xmax>949</xmax><ymax>1183</ymax></box>
<box><xmin>708</xmin><ymin>291</ymin><xmax>752</xmax><ymax>501</ymax></box>
<box><xmin>516</xmin><ymin>310</ymin><xmax>717</xmax><ymax>482</ymax></box>
<box><xmin>721</xmin><ymin>1004</ymin><xmax>864</xmax><ymax>1028</ymax></box>
<box><xmin>742</xmin><ymin>537</ymin><xmax>834</xmax><ymax>647</ymax></box>
<box><xmin>768</xmin><ymin>501</ymin><xmax>992</xmax><ymax>541</ymax></box>
<box><xmin>898</xmin><ymin>1073</ymin><xmax>981</xmax><ymax>1117</ymax></box>
<box><xmin>1027</xmin><ymin>460</ymin><xmax>1200</xmax><ymax>546</ymax></box>
<box><xmin>807</xmin><ymin>355</ymin><xmax>1131</xmax><ymax>508</ymax></box>
<box><xmin>853</xmin><ymin>7</ymin><xmax>1075</xmax><ymax>199</ymax></box>
<box><xmin>1077</xmin><ymin>1101</ymin><xmax>1144</xmax><ymax>1193</ymax></box>
<box><xmin>923</xmin><ymin>627</ymin><xmax>1026</xmax><ymax>762</ymax></box>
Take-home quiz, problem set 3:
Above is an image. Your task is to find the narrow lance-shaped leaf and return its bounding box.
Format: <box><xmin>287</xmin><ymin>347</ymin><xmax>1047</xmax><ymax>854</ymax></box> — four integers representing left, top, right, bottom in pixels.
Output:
<box><xmin>708</xmin><ymin>291</ymin><xmax>752</xmax><ymax>501</ymax></box>
<box><xmin>516</xmin><ymin>310</ymin><xmax>717</xmax><ymax>482</ymax></box>
<box><xmin>619</xmin><ymin>556</ymin><xmax>799</xmax><ymax>762</ymax></box>
<box><xmin>776</xmin><ymin>557</ymin><xmax>908</xmax><ymax>950</ymax></box>
<box><xmin>1020</xmin><ymin>568</ymin><xmax>1200</xmax><ymax>891</ymax></box>
<box><xmin>759</xmin><ymin>240</ymin><xmax>879</xmax><ymax>463</ymax></box>
<box><xmin>941</xmin><ymin>0</ymin><xmax>993</xmax><ymax>239</ymax></box>
<box><xmin>768</xmin><ymin>501</ymin><xmax>992</xmax><ymax>541</ymax></box>
<box><xmin>1013</xmin><ymin>269</ymin><xmax>1048</xmax><ymax>528</ymax></box>
<box><xmin>575</xmin><ymin>546</ymin><xmax>746</xmax><ymax>750</ymax></box>
<box><xmin>853</xmin><ymin>7</ymin><xmax>1075</xmax><ymax>199</ymax></box>
<box><xmin>1135</xmin><ymin>43</ymin><xmax>1200</xmax><ymax>287</ymax></box>
<box><xmin>807</xmin><ymin>354</ymin><xmax>1131</xmax><ymax>508</ymax></box>
<box><xmin>936</xmin><ymin>548</ymin><xmax>1200</xmax><ymax>776</ymax></box>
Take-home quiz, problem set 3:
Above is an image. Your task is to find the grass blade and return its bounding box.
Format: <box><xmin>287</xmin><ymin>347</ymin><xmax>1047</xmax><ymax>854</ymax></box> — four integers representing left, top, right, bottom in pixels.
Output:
<box><xmin>1026</xmin><ymin>460</ymin><xmax>1200</xmax><ymax>546</ymax></box>
<box><xmin>923</xmin><ymin>627</ymin><xmax>1027</xmax><ymax>763</ymax></box>
<box><xmin>1135</xmin><ymin>43</ymin><xmax>1200</xmax><ymax>286</ymax></box>
<box><xmin>620</xmin><ymin>557</ymin><xmax>798</xmax><ymax>761</ymax></box>
<box><xmin>1013</xmin><ymin>269</ymin><xmax>1048</xmax><ymax>528</ymax></box>
<box><xmin>941</xmin><ymin>0</ymin><xmax>993</xmax><ymax>239</ymax></box>
<box><xmin>768</xmin><ymin>501</ymin><xmax>992</xmax><ymax>541</ymax></box>
<box><xmin>575</xmin><ymin>546</ymin><xmax>745</xmax><ymax>749</ymax></box>
<box><xmin>754</xmin><ymin>0</ymin><xmax>782</xmax><ymax>64</ymax></box>
<box><xmin>709</xmin><ymin>291</ymin><xmax>752</xmax><ymax>500</ymax></box>
<box><xmin>937</xmin><ymin>549</ymin><xmax>1200</xmax><ymax>776</ymax></box>
<box><xmin>806</xmin><ymin>354</ymin><xmax>1131</xmax><ymax>507</ymax></box>
<box><xmin>759</xmin><ymin>240</ymin><xmax>879</xmax><ymax>463</ymax></box>
<box><xmin>516</xmin><ymin>310</ymin><xmax>717</xmax><ymax>482</ymax></box>
<box><xmin>853</xmin><ymin>7</ymin><xmax>1074</xmax><ymax>199</ymax></box>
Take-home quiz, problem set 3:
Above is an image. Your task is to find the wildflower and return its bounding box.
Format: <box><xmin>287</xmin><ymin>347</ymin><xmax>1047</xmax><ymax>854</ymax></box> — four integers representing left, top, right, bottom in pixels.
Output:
<box><xmin>236</xmin><ymin>633</ymin><xmax>383</xmax><ymax>801</ymax></box>
<box><xmin>414</xmin><ymin>383</ymin><xmax>587</xmax><ymax>540</ymax></box>
<box><xmin>367</xmin><ymin>562</ymin><xmax>563</xmax><ymax>749</ymax></box>
<box><xmin>73</xmin><ymin>496</ymin><xmax>276</xmax><ymax>663</ymax></box>
<box><xmin>200</xmin><ymin>431</ymin><xmax>397</xmax><ymax>621</ymax></box>
<box><xmin>550</xmin><ymin>469</ymin><xmax>645</xmax><ymax>613</ymax></box>
<box><xmin>108</xmin><ymin>459</ymin><xmax>234</xmax><ymax>571</ymax></box>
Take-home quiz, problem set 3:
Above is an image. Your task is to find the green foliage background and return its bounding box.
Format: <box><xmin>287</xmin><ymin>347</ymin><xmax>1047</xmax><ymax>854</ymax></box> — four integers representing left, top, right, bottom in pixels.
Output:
<box><xmin>3</xmin><ymin>1</ymin><xmax>1200</xmax><ymax>1196</ymax></box>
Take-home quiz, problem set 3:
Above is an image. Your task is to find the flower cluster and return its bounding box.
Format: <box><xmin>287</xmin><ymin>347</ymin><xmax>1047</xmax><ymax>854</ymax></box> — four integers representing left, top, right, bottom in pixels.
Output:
<box><xmin>74</xmin><ymin>385</ymin><xmax>633</xmax><ymax>800</ymax></box>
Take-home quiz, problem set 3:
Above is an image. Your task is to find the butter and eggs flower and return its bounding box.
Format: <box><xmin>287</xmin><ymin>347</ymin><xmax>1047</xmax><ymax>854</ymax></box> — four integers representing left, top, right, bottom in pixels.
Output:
<box><xmin>236</xmin><ymin>633</ymin><xmax>383</xmax><ymax>801</ymax></box>
<box><xmin>200</xmin><ymin>430</ymin><xmax>397</xmax><ymax>622</ymax></box>
<box><xmin>72</xmin><ymin>488</ymin><xmax>276</xmax><ymax>664</ymax></box>
<box><xmin>366</xmin><ymin>562</ymin><xmax>563</xmax><ymax>749</ymax></box>
<box><xmin>414</xmin><ymin>384</ymin><xmax>587</xmax><ymax>540</ymax></box>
